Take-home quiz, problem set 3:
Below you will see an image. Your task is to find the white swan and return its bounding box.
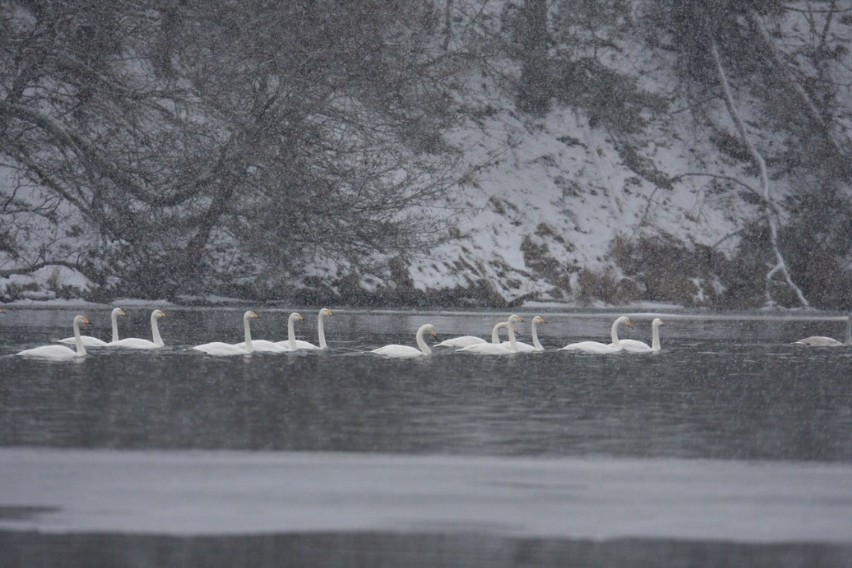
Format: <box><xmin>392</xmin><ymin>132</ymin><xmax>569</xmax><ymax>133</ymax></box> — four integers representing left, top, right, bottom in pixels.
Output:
<box><xmin>274</xmin><ymin>312</ymin><xmax>305</xmax><ymax>351</ymax></box>
<box><xmin>108</xmin><ymin>309</ymin><xmax>167</xmax><ymax>349</ymax></box>
<box><xmin>59</xmin><ymin>307</ymin><xmax>126</xmax><ymax>347</ymax></box>
<box><xmin>436</xmin><ymin>320</ymin><xmax>514</xmax><ymax>348</ymax></box>
<box><xmin>618</xmin><ymin>318</ymin><xmax>664</xmax><ymax>353</ymax></box>
<box><xmin>370</xmin><ymin>323</ymin><xmax>438</xmax><ymax>358</ymax></box>
<box><xmin>290</xmin><ymin>308</ymin><xmax>334</xmax><ymax>350</ymax></box>
<box><xmin>193</xmin><ymin>310</ymin><xmax>259</xmax><ymax>356</ymax></box>
<box><xmin>794</xmin><ymin>315</ymin><xmax>851</xmax><ymax>347</ymax></box>
<box><xmin>18</xmin><ymin>315</ymin><xmax>91</xmax><ymax>360</ymax></box>
<box><xmin>502</xmin><ymin>315</ymin><xmax>546</xmax><ymax>352</ymax></box>
<box><xmin>233</xmin><ymin>311</ymin><xmax>297</xmax><ymax>353</ymax></box>
<box><xmin>560</xmin><ymin>315</ymin><xmax>632</xmax><ymax>354</ymax></box>
<box><xmin>459</xmin><ymin>315</ymin><xmax>524</xmax><ymax>354</ymax></box>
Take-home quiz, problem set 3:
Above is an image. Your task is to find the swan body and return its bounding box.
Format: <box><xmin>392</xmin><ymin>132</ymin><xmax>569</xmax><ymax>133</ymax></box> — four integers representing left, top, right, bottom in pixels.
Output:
<box><xmin>18</xmin><ymin>315</ymin><xmax>91</xmax><ymax>359</ymax></box>
<box><xmin>560</xmin><ymin>316</ymin><xmax>632</xmax><ymax>354</ymax></box>
<box><xmin>371</xmin><ymin>323</ymin><xmax>438</xmax><ymax>358</ymax></box>
<box><xmin>194</xmin><ymin>311</ymin><xmax>259</xmax><ymax>356</ymax></box>
<box><xmin>459</xmin><ymin>315</ymin><xmax>524</xmax><ymax>355</ymax></box>
<box><xmin>502</xmin><ymin>315</ymin><xmax>546</xmax><ymax>352</ymax></box>
<box><xmin>618</xmin><ymin>318</ymin><xmax>664</xmax><ymax>353</ymax></box>
<box><xmin>59</xmin><ymin>307</ymin><xmax>126</xmax><ymax>346</ymax></box>
<box><xmin>290</xmin><ymin>308</ymin><xmax>334</xmax><ymax>350</ymax></box>
<box><xmin>795</xmin><ymin>315</ymin><xmax>851</xmax><ymax>347</ymax></box>
<box><xmin>108</xmin><ymin>309</ymin><xmax>167</xmax><ymax>349</ymax></box>
<box><xmin>436</xmin><ymin>320</ymin><xmax>513</xmax><ymax>348</ymax></box>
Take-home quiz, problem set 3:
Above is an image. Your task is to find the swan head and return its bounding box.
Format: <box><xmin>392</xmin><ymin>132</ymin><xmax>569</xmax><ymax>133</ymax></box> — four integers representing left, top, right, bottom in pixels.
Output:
<box><xmin>320</xmin><ymin>308</ymin><xmax>334</xmax><ymax>317</ymax></box>
<box><xmin>113</xmin><ymin>307</ymin><xmax>127</xmax><ymax>317</ymax></box>
<box><xmin>74</xmin><ymin>315</ymin><xmax>91</xmax><ymax>326</ymax></box>
<box><xmin>421</xmin><ymin>324</ymin><xmax>438</xmax><ymax>337</ymax></box>
<box><xmin>507</xmin><ymin>314</ymin><xmax>524</xmax><ymax>324</ymax></box>
<box><xmin>0</xmin><ymin>307</ymin><xmax>5</xmax><ymax>313</ymax></box>
<box><xmin>652</xmin><ymin>318</ymin><xmax>664</xmax><ymax>328</ymax></box>
<box><xmin>532</xmin><ymin>316</ymin><xmax>545</xmax><ymax>324</ymax></box>
<box><xmin>245</xmin><ymin>310</ymin><xmax>260</xmax><ymax>320</ymax></box>
<box><xmin>290</xmin><ymin>312</ymin><xmax>303</xmax><ymax>322</ymax></box>
<box><xmin>616</xmin><ymin>316</ymin><xmax>633</xmax><ymax>329</ymax></box>
<box><xmin>153</xmin><ymin>309</ymin><xmax>166</xmax><ymax>319</ymax></box>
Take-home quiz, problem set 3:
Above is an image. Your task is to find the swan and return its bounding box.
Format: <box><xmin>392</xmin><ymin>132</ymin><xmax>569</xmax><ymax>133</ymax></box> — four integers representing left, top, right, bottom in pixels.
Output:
<box><xmin>18</xmin><ymin>315</ymin><xmax>91</xmax><ymax>360</ymax></box>
<box><xmin>193</xmin><ymin>310</ymin><xmax>259</xmax><ymax>356</ymax></box>
<box><xmin>59</xmin><ymin>307</ymin><xmax>126</xmax><ymax>347</ymax></box>
<box><xmin>274</xmin><ymin>312</ymin><xmax>306</xmax><ymax>351</ymax></box>
<box><xmin>370</xmin><ymin>323</ymin><xmax>438</xmax><ymax>358</ymax></box>
<box><xmin>436</xmin><ymin>320</ymin><xmax>515</xmax><ymax>348</ymax></box>
<box><xmin>502</xmin><ymin>315</ymin><xmax>546</xmax><ymax>352</ymax></box>
<box><xmin>107</xmin><ymin>309</ymin><xmax>167</xmax><ymax>349</ymax></box>
<box><xmin>458</xmin><ymin>315</ymin><xmax>524</xmax><ymax>354</ymax></box>
<box><xmin>560</xmin><ymin>315</ymin><xmax>633</xmax><ymax>354</ymax></box>
<box><xmin>233</xmin><ymin>311</ymin><xmax>301</xmax><ymax>353</ymax></box>
<box><xmin>795</xmin><ymin>315</ymin><xmax>852</xmax><ymax>347</ymax></box>
<box><xmin>618</xmin><ymin>318</ymin><xmax>664</xmax><ymax>353</ymax></box>
<box><xmin>289</xmin><ymin>308</ymin><xmax>334</xmax><ymax>350</ymax></box>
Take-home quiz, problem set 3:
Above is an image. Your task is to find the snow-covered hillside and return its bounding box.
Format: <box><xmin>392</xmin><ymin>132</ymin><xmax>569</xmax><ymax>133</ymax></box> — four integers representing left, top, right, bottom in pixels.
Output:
<box><xmin>1</xmin><ymin>1</ymin><xmax>850</xmax><ymax>309</ymax></box>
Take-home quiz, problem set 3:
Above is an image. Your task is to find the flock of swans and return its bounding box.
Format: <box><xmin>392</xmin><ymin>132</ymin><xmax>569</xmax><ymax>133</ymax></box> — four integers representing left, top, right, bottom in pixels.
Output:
<box><xmin>4</xmin><ymin>306</ymin><xmax>850</xmax><ymax>361</ymax></box>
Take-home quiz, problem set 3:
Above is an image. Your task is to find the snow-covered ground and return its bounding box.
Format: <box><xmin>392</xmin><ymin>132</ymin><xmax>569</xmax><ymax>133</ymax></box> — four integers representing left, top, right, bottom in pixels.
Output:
<box><xmin>2</xmin><ymin>448</ymin><xmax>852</xmax><ymax>542</ymax></box>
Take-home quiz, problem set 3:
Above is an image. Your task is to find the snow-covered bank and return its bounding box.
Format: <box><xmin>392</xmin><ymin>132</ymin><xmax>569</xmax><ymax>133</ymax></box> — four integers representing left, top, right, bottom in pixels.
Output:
<box><xmin>2</xmin><ymin>448</ymin><xmax>852</xmax><ymax>543</ymax></box>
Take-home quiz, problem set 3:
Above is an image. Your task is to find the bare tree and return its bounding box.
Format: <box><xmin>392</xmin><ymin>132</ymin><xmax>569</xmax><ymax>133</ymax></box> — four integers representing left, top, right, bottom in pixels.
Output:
<box><xmin>0</xmin><ymin>0</ymin><xmax>460</xmax><ymax>298</ymax></box>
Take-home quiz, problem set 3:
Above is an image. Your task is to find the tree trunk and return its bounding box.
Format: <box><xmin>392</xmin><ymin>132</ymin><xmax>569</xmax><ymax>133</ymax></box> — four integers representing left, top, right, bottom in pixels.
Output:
<box><xmin>710</xmin><ymin>40</ymin><xmax>809</xmax><ymax>307</ymax></box>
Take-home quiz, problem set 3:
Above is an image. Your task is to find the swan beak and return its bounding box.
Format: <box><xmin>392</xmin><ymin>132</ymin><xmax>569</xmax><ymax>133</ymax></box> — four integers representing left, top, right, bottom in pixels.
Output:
<box><xmin>119</xmin><ymin>309</ymin><xmax>127</xmax><ymax>316</ymax></box>
<box><xmin>82</xmin><ymin>317</ymin><xmax>91</xmax><ymax>325</ymax></box>
<box><xmin>626</xmin><ymin>319</ymin><xmax>634</xmax><ymax>329</ymax></box>
<box><xmin>160</xmin><ymin>311</ymin><xmax>167</xmax><ymax>318</ymax></box>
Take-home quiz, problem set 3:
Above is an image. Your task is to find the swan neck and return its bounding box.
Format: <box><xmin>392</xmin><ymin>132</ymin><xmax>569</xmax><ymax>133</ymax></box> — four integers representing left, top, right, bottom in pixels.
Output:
<box><xmin>651</xmin><ymin>325</ymin><xmax>661</xmax><ymax>352</ymax></box>
<box><xmin>317</xmin><ymin>312</ymin><xmax>327</xmax><ymax>349</ymax></box>
<box><xmin>531</xmin><ymin>321</ymin><xmax>542</xmax><ymax>350</ymax></box>
<box><xmin>110</xmin><ymin>310</ymin><xmax>120</xmax><ymax>343</ymax></box>
<box><xmin>288</xmin><ymin>316</ymin><xmax>297</xmax><ymax>349</ymax></box>
<box><xmin>416</xmin><ymin>327</ymin><xmax>431</xmax><ymax>355</ymax></box>
<box><xmin>846</xmin><ymin>316</ymin><xmax>851</xmax><ymax>346</ymax></box>
<box><xmin>507</xmin><ymin>322</ymin><xmax>518</xmax><ymax>349</ymax></box>
<box><xmin>243</xmin><ymin>314</ymin><xmax>253</xmax><ymax>352</ymax></box>
<box><xmin>73</xmin><ymin>319</ymin><xmax>86</xmax><ymax>356</ymax></box>
<box><xmin>150</xmin><ymin>313</ymin><xmax>163</xmax><ymax>346</ymax></box>
<box><xmin>491</xmin><ymin>322</ymin><xmax>504</xmax><ymax>344</ymax></box>
<box><xmin>610</xmin><ymin>319</ymin><xmax>621</xmax><ymax>344</ymax></box>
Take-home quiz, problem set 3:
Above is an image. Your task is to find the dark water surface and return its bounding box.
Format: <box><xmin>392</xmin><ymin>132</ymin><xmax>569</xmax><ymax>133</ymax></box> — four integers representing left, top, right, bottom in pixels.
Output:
<box><xmin>1</xmin><ymin>306</ymin><xmax>851</xmax><ymax>567</ymax></box>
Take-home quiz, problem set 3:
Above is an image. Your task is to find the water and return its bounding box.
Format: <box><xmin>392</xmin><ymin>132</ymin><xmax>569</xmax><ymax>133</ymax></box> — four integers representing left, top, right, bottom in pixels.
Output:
<box><xmin>1</xmin><ymin>306</ymin><xmax>852</xmax><ymax>567</ymax></box>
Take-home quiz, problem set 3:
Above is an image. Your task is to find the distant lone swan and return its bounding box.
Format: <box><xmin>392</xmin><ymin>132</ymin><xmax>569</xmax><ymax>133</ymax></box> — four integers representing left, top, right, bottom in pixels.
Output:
<box><xmin>370</xmin><ymin>324</ymin><xmax>438</xmax><ymax>358</ymax></box>
<box><xmin>503</xmin><ymin>315</ymin><xmax>546</xmax><ymax>352</ymax></box>
<box><xmin>459</xmin><ymin>315</ymin><xmax>524</xmax><ymax>355</ymax></box>
<box><xmin>560</xmin><ymin>315</ymin><xmax>632</xmax><ymax>354</ymax></box>
<box><xmin>193</xmin><ymin>311</ymin><xmax>259</xmax><ymax>356</ymax></box>
<box><xmin>59</xmin><ymin>307</ymin><xmax>126</xmax><ymax>347</ymax></box>
<box><xmin>436</xmin><ymin>320</ymin><xmax>515</xmax><ymax>348</ymax></box>
<box><xmin>618</xmin><ymin>318</ymin><xmax>664</xmax><ymax>353</ymax></box>
<box><xmin>108</xmin><ymin>309</ymin><xmax>167</xmax><ymax>349</ymax></box>
<box><xmin>794</xmin><ymin>315</ymin><xmax>852</xmax><ymax>347</ymax></box>
<box><xmin>283</xmin><ymin>308</ymin><xmax>334</xmax><ymax>350</ymax></box>
<box><xmin>18</xmin><ymin>315</ymin><xmax>91</xmax><ymax>360</ymax></box>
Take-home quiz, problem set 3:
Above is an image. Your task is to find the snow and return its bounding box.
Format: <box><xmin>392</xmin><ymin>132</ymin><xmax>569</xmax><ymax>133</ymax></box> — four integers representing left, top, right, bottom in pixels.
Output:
<box><xmin>2</xmin><ymin>448</ymin><xmax>851</xmax><ymax>543</ymax></box>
